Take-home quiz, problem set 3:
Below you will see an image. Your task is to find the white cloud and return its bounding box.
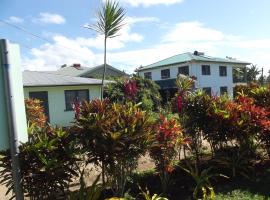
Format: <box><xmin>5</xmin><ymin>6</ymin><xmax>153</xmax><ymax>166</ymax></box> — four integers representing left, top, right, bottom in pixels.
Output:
<box><xmin>118</xmin><ymin>0</ymin><xmax>184</xmax><ymax>7</ymax></box>
<box><xmin>33</xmin><ymin>12</ymin><xmax>66</xmax><ymax>24</ymax></box>
<box><xmin>81</xmin><ymin>16</ymin><xmax>158</xmax><ymax>50</ymax></box>
<box><xmin>163</xmin><ymin>21</ymin><xmax>231</xmax><ymax>42</ymax></box>
<box><xmin>22</xmin><ymin>35</ymin><xmax>96</xmax><ymax>71</ymax></box>
<box><xmin>22</xmin><ymin>20</ymin><xmax>270</xmax><ymax>74</ymax></box>
<box><xmin>7</xmin><ymin>16</ymin><xmax>24</xmax><ymax>24</ymax></box>
<box><xmin>126</xmin><ymin>16</ymin><xmax>159</xmax><ymax>24</ymax></box>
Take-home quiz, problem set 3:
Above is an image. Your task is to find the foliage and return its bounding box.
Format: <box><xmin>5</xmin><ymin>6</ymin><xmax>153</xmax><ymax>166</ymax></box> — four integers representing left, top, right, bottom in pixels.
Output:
<box><xmin>246</xmin><ymin>64</ymin><xmax>260</xmax><ymax>83</ymax></box>
<box><xmin>149</xmin><ymin>115</ymin><xmax>184</xmax><ymax>195</ymax></box>
<box><xmin>179</xmin><ymin>90</ymin><xmax>212</xmax><ymax>160</ymax></box>
<box><xmin>138</xmin><ymin>185</ymin><xmax>169</xmax><ymax>200</ymax></box>
<box><xmin>105</xmin><ymin>75</ymin><xmax>162</xmax><ymax>111</ymax></box>
<box><xmin>0</xmin><ymin>99</ymin><xmax>78</xmax><ymax>199</ymax></box>
<box><xmin>69</xmin><ymin>174</ymin><xmax>104</xmax><ymax>200</ymax></box>
<box><xmin>213</xmin><ymin>147</ymin><xmax>254</xmax><ymax>179</ymax></box>
<box><xmin>85</xmin><ymin>0</ymin><xmax>125</xmax><ymax>98</ymax></box>
<box><xmin>25</xmin><ymin>99</ymin><xmax>47</xmax><ymax>137</ymax></box>
<box><xmin>234</xmin><ymin>83</ymin><xmax>270</xmax><ymax>109</ymax></box>
<box><xmin>75</xmin><ymin>99</ymin><xmax>153</xmax><ymax>197</ymax></box>
<box><xmin>180</xmin><ymin>161</ymin><xmax>228</xmax><ymax>200</ymax></box>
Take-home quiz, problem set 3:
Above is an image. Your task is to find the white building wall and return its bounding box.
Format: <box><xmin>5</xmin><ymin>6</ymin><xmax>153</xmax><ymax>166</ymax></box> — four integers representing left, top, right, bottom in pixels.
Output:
<box><xmin>24</xmin><ymin>85</ymin><xmax>101</xmax><ymax>127</ymax></box>
<box><xmin>139</xmin><ymin>62</ymin><xmax>236</xmax><ymax>97</ymax></box>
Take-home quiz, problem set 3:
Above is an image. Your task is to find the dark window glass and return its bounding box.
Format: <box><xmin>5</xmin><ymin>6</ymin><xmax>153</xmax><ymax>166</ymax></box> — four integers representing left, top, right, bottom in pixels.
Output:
<box><xmin>220</xmin><ymin>86</ymin><xmax>228</xmax><ymax>95</ymax></box>
<box><xmin>178</xmin><ymin>66</ymin><xmax>189</xmax><ymax>76</ymax></box>
<box><xmin>202</xmin><ymin>65</ymin><xmax>211</xmax><ymax>75</ymax></box>
<box><xmin>65</xmin><ymin>89</ymin><xmax>89</xmax><ymax>111</ymax></box>
<box><xmin>144</xmin><ymin>72</ymin><xmax>152</xmax><ymax>80</ymax></box>
<box><xmin>219</xmin><ymin>66</ymin><xmax>227</xmax><ymax>76</ymax></box>
<box><xmin>161</xmin><ymin>69</ymin><xmax>170</xmax><ymax>79</ymax></box>
<box><xmin>203</xmin><ymin>87</ymin><xmax>212</xmax><ymax>96</ymax></box>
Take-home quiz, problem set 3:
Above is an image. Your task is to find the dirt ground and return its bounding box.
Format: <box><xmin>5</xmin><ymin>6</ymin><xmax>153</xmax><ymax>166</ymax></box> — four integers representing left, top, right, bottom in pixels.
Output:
<box><xmin>0</xmin><ymin>155</ymin><xmax>155</xmax><ymax>200</ymax></box>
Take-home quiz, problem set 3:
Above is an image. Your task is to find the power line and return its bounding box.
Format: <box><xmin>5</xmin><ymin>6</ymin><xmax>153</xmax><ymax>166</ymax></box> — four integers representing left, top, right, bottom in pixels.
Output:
<box><xmin>0</xmin><ymin>19</ymin><xmax>90</xmax><ymax>57</ymax></box>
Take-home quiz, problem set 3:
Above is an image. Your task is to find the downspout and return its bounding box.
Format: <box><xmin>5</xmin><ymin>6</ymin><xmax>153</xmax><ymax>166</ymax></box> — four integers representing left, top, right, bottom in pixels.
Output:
<box><xmin>1</xmin><ymin>39</ymin><xmax>24</xmax><ymax>200</ymax></box>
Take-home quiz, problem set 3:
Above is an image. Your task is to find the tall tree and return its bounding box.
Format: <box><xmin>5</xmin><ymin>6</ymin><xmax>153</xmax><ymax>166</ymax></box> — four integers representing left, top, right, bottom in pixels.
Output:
<box><xmin>85</xmin><ymin>0</ymin><xmax>125</xmax><ymax>99</ymax></box>
<box><xmin>246</xmin><ymin>64</ymin><xmax>260</xmax><ymax>83</ymax></box>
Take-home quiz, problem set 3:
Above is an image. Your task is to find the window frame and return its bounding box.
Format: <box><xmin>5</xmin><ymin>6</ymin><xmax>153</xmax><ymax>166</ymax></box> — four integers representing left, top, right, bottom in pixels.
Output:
<box><xmin>178</xmin><ymin>66</ymin><xmax>189</xmax><ymax>76</ymax></box>
<box><xmin>219</xmin><ymin>66</ymin><xmax>227</xmax><ymax>77</ymax></box>
<box><xmin>201</xmin><ymin>65</ymin><xmax>211</xmax><ymax>75</ymax></box>
<box><xmin>220</xmin><ymin>86</ymin><xmax>228</xmax><ymax>95</ymax></box>
<box><xmin>161</xmin><ymin>69</ymin><xmax>170</xmax><ymax>79</ymax></box>
<box><xmin>144</xmin><ymin>72</ymin><xmax>152</xmax><ymax>80</ymax></box>
<box><xmin>203</xmin><ymin>87</ymin><xmax>212</xmax><ymax>96</ymax></box>
<box><xmin>64</xmin><ymin>89</ymin><xmax>89</xmax><ymax>111</ymax></box>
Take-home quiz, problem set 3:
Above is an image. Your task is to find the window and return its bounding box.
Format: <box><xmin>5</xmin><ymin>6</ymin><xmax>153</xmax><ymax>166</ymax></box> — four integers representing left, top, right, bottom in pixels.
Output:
<box><xmin>202</xmin><ymin>65</ymin><xmax>211</xmax><ymax>75</ymax></box>
<box><xmin>203</xmin><ymin>87</ymin><xmax>212</xmax><ymax>96</ymax></box>
<box><xmin>219</xmin><ymin>66</ymin><xmax>227</xmax><ymax>76</ymax></box>
<box><xmin>144</xmin><ymin>72</ymin><xmax>152</xmax><ymax>80</ymax></box>
<box><xmin>178</xmin><ymin>66</ymin><xmax>189</xmax><ymax>76</ymax></box>
<box><xmin>161</xmin><ymin>69</ymin><xmax>170</xmax><ymax>79</ymax></box>
<box><xmin>220</xmin><ymin>86</ymin><xmax>228</xmax><ymax>95</ymax></box>
<box><xmin>65</xmin><ymin>89</ymin><xmax>89</xmax><ymax>111</ymax></box>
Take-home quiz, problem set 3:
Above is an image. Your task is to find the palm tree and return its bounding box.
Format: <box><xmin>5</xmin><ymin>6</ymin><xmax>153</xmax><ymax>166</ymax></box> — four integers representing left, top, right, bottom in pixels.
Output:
<box><xmin>247</xmin><ymin>64</ymin><xmax>260</xmax><ymax>83</ymax></box>
<box><xmin>85</xmin><ymin>0</ymin><xmax>125</xmax><ymax>99</ymax></box>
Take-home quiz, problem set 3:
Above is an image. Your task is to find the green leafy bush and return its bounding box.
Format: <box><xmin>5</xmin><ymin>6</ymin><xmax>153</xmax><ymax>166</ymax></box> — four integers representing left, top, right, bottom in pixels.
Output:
<box><xmin>75</xmin><ymin>99</ymin><xmax>153</xmax><ymax>197</ymax></box>
<box><xmin>0</xmin><ymin>99</ymin><xmax>78</xmax><ymax>199</ymax></box>
<box><xmin>105</xmin><ymin>75</ymin><xmax>161</xmax><ymax>111</ymax></box>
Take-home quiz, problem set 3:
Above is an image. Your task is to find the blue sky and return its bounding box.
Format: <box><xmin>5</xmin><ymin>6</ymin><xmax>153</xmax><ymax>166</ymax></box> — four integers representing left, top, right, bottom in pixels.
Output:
<box><xmin>1</xmin><ymin>0</ymin><xmax>270</xmax><ymax>74</ymax></box>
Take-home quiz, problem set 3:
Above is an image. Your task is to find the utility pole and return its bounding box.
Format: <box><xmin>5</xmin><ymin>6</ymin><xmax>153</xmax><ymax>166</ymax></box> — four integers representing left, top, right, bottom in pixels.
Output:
<box><xmin>261</xmin><ymin>67</ymin><xmax>264</xmax><ymax>85</ymax></box>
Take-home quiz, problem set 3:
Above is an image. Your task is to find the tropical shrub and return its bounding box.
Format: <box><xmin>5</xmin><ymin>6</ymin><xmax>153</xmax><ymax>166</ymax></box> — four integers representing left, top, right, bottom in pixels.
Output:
<box><xmin>234</xmin><ymin>83</ymin><xmax>270</xmax><ymax>109</ymax></box>
<box><xmin>0</xmin><ymin>99</ymin><xmax>78</xmax><ymax>199</ymax></box>
<box><xmin>149</xmin><ymin>115</ymin><xmax>184</xmax><ymax>195</ymax></box>
<box><xmin>75</xmin><ymin>99</ymin><xmax>153</xmax><ymax>197</ymax></box>
<box><xmin>213</xmin><ymin>147</ymin><xmax>254</xmax><ymax>179</ymax></box>
<box><xmin>105</xmin><ymin>75</ymin><xmax>161</xmax><ymax>111</ymax></box>
<box><xmin>179</xmin><ymin>162</ymin><xmax>227</xmax><ymax>200</ymax></box>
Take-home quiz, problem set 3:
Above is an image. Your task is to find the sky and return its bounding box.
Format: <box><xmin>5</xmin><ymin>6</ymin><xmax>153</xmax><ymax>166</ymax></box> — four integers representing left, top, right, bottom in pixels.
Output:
<box><xmin>1</xmin><ymin>0</ymin><xmax>270</xmax><ymax>75</ymax></box>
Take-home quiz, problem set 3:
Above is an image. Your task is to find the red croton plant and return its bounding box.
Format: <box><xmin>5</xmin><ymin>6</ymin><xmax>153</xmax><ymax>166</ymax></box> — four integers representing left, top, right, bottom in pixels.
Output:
<box><xmin>150</xmin><ymin>115</ymin><xmax>187</xmax><ymax>194</ymax></box>
<box><xmin>213</xmin><ymin>95</ymin><xmax>270</xmax><ymax>157</ymax></box>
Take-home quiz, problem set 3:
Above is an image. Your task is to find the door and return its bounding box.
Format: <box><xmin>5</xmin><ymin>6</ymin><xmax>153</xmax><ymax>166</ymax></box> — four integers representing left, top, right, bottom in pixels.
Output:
<box><xmin>29</xmin><ymin>91</ymin><xmax>50</xmax><ymax>122</ymax></box>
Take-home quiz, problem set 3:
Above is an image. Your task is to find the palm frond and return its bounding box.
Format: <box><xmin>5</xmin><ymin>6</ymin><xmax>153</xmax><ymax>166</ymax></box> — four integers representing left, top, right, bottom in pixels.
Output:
<box><xmin>87</xmin><ymin>0</ymin><xmax>125</xmax><ymax>38</ymax></box>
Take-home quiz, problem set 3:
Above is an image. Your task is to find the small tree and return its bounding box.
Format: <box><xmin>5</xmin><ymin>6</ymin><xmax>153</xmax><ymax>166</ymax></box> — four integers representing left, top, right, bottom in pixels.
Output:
<box><xmin>149</xmin><ymin>115</ymin><xmax>184</xmax><ymax>195</ymax></box>
<box><xmin>75</xmin><ymin>99</ymin><xmax>153</xmax><ymax>197</ymax></box>
<box><xmin>85</xmin><ymin>0</ymin><xmax>125</xmax><ymax>99</ymax></box>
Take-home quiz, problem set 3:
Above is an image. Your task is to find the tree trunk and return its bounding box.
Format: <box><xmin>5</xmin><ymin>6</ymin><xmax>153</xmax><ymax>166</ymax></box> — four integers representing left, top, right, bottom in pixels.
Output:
<box><xmin>101</xmin><ymin>37</ymin><xmax>107</xmax><ymax>100</ymax></box>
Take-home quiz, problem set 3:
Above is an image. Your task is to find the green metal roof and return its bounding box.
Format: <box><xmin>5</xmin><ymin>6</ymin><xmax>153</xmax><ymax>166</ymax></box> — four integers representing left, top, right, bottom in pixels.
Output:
<box><xmin>138</xmin><ymin>52</ymin><xmax>250</xmax><ymax>71</ymax></box>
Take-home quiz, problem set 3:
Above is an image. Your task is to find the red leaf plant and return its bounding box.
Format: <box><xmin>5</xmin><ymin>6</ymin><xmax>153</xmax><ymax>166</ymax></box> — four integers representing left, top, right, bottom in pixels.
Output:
<box><xmin>150</xmin><ymin>115</ymin><xmax>186</xmax><ymax>194</ymax></box>
<box><xmin>124</xmin><ymin>79</ymin><xmax>138</xmax><ymax>100</ymax></box>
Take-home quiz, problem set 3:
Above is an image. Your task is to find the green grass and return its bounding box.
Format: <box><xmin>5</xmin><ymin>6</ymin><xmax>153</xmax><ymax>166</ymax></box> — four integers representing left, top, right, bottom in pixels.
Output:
<box><xmin>216</xmin><ymin>190</ymin><xmax>269</xmax><ymax>200</ymax></box>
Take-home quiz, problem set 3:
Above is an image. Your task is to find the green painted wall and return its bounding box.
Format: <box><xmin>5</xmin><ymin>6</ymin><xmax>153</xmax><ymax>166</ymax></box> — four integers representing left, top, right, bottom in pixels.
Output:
<box><xmin>0</xmin><ymin>41</ymin><xmax>28</xmax><ymax>150</ymax></box>
<box><xmin>0</xmin><ymin>48</ymin><xmax>9</xmax><ymax>150</ymax></box>
<box><xmin>24</xmin><ymin>85</ymin><xmax>101</xmax><ymax>127</ymax></box>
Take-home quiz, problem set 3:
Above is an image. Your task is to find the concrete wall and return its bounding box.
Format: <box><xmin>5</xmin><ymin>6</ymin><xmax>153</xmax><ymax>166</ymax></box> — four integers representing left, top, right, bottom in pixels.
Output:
<box><xmin>0</xmin><ymin>41</ymin><xmax>27</xmax><ymax>150</ymax></box>
<box><xmin>138</xmin><ymin>62</ymin><xmax>246</xmax><ymax>97</ymax></box>
<box><xmin>24</xmin><ymin>85</ymin><xmax>101</xmax><ymax>127</ymax></box>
